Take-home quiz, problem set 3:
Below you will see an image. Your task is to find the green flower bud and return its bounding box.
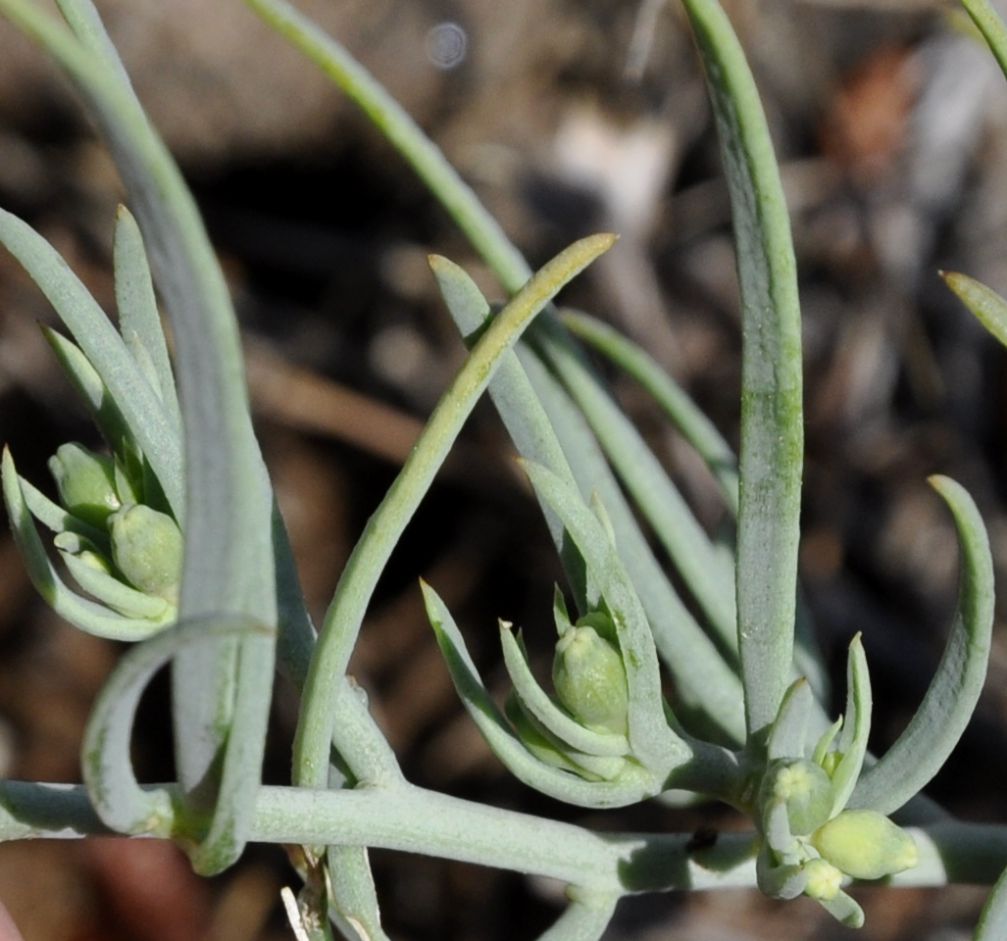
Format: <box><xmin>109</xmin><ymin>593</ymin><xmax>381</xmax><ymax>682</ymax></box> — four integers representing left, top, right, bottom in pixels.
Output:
<box><xmin>803</xmin><ymin>858</ymin><xmax>844</xmax><ymax>901</ymax></box>
<box><xmin>574</xmin><ymin>610</ymin><xmax>618</xmax><ymax>646</ymax></box>
<box><xmin>109</xmin><ymin>504</ymin><xmax>182</xmax><ymax>603</ymax></box>
<box><xmin>48</xmin><ymin>443</ymin><xmax>120</xmax><ymax>527</ymax></box>
<box><xmin>760</xmin><ymin>759</ymin><xmax>834</xmax><ymax>836</ymax></box>
<box><xmin>552</xmin><ymin>625</ymin><xmax>628</xmax><ymax>735</ymax></box>
<box><xmin>811</xmin><ymin>810</ymin><xmax>919</xmax><ymax>880</ymax></box>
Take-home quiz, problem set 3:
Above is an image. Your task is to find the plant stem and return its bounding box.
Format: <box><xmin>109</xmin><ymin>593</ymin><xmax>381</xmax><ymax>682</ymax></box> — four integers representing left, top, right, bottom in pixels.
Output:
<box><xmin>2</xmin><ymin>781</ymin><xmax>1006</xmax><ymax>893</ymax></box>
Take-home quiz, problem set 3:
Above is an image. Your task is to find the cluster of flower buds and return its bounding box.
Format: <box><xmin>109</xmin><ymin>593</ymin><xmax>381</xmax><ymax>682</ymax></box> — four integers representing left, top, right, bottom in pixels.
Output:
<box><xmin>47</xmin><ymin>442</ymin><xmax>182</xmax><ymax>616</ymax></box>
<box><xmin>753</xmin><ymin>637</ymin><xmax>918</xmax><ymax>927</ymax></box>
<box><xmin>500</xmin><ymin>591</ymin><xmax>633</xmax><ymax>785</ymax></box>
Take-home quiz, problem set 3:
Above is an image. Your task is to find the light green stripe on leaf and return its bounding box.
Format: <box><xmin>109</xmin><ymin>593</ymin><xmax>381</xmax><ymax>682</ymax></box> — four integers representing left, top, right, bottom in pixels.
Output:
<box><xmin>850</xmin><ymin>476</ymin><xmax>994</xmax><ymax>814</ymax></box>
<box><xmin>681</xmin><ymin>0</ymin><xmax>804</xmax><ymax>740</ymax></box>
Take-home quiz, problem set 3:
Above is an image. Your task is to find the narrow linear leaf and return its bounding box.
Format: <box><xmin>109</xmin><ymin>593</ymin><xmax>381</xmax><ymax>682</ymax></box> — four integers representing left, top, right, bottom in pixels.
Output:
<box><xmin>54</xmin><ymin>0</ymin><xmax>131</xmax><ymax>83</ymax></box>
<box><xmin>540</xmin><ymin>329</ymin><xmax>737</xmax><ymax>654</ymax></box>
<box><xmin>850</xmin><ymin>477</ymin><xmax>994</xmax><ymax>814</ymax></box>
<box><xmin>829</xmin><ymin>634</ymin><xmax>871</xmax><ymax>815</ymax></box>
<box><xmin>819</xmin><ymin>890</ymin><xmax>865</xmax><ymax>929</ymax></box>
<box><xmin>943</xmin><ymin>271</ymin><xmax>1007</xmax><ymax>349</ymax></box>
<box><xmin>58</xmin><ymin>549</ymin><xmax>172</xmax><ymax>621</ymax></box>
<box><xmin>0</xmin><ymin>208</ymin><xmax>182</xmax><ymax>517</ymax></box>
<box><xmin>293</xmin><ymin>236</ymin><xmax>616</xmax><ymax>790</ymax></box>
<box><xmin>561</xmin><ymin>309</ymin><xmax>739</xmax><ymax>514</ymax></box>
<box><xmin>975</xmin><ymin>864</ymin><xmax>1007</xmax><ymax>941</ymax></box>
<box><xmin>499</xmin><ymin>623</ymin><xmax>630</xmax><ymax>758</ymax></box>
<box><xmin>536</xmin><ymin>891</ymin><xmax>618</xmax><ymax>941</ymax></box>
<box><xmin>525</xmin><ymin>351</ymin><xmax>746</xmax><ymax>744</ymax></box>
<box><xmin>82</xmin><ymin>614</ymin><xmax>267</xmax><ymax>837</ymax></box>
<box><xmin>431</xmin><ymin>258</ymin><xmax>590</xmax><ymax>607</ymax></box>
<box><xmin>961</xmin><ymin>0</ymin><xmax>1007</xmax><ymax>80</ymax></box>
<box><xmin>42</xmin><ymin>327</ymin><xmax>142</xmax><ymax>468</ymax></box>
<box><xmin>421</xmin><ymin>581</ymin><xmax>656</xmax><ymax>808</ymax></box>
<box><xmin>681</xmin><ymin>0</ymin><xmax>804</xmax><ymax>739</ymax></box>
<box><xmin>16</xmin><ymin>473</ymin><xmax>107</xmax><ymax>546</ymax></box>
<box><xmin>188</xmin><ymin>621</ymin><xmax>276</xmax><ymax>876</ymax></box>
<box><xmin>239</xmin><ymin>0</ymin><xmax>751</xmax><ymax>745</ymax></box>
<box><xmin>2</xmin><ymin>448</ymin><xmax>170</xmax><ymax>640</ymax></box>
<box><xmin>0</xmin><ymin>0</ymin><xmax>281</xmax><ymax>816</ymax></box>
<box><xmin>114</xmin><ymin>205</ymin><xmax>181</xmax><ymax>431</ymax></box>
<box><xmin>248</xmin><ymin>0</ymin><xmax>751</xmax><ymax>747</ymax></box>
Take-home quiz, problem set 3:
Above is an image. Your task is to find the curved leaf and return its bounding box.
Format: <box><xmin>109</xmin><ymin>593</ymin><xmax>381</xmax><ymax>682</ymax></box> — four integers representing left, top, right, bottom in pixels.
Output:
<box><xmin>961</xmin><ymin>0</ymin><xmax>1007</xmax><ymax>80</ymax></box>
<box><xmin>851</xmin><ymin>477</ymin><xmax>994</xmax><ymax>814</ymax></box>
<box><xmin>82</xmin><ymin>614</ymin><xmax>266</xmax><ymax>836</ymax></box>
<box><xmin>57</xmin><ymin>547</ymin><xmax>172</xmax><ymax>621</ymax></box>
<box><xmin>293</xmin><ymin>235</ymin><xmax>616</xmax><ymax>790</ymax></box>
<box><xmin>829</xmin><ymin>634</ymin><xmax>871</xmax><ymax>815</ymax></box>
<box><xmin>0</xmin><ymin>208</ymin><xmax>182</xmax><ymax>517</ymax></box>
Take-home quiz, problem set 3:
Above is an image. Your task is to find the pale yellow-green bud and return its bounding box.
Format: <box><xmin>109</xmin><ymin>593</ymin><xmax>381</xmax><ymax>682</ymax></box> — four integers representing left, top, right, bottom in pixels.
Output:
<box><xmin>761</xmin><ymin>759</ymin><xmax>834</xmax><ymax>836</ymax></box>
<box><xmin>109</xmin><ymin>504</ymin><xmax>182</xmax><ymax>603</ymax></box>
<box><xmin>48</xmin><ymin>443</ymin><xmax>120</xmax><ymax>527</ymax></box>
<box><xmin>803</xmin><ymin>858</ymin><xmax>844</xmax><ymax>901</ymax></box>
<box><xmin>552</xmin><ymin>625</ymin><xmax>628</xmax><ymax>735</ymax></box>
<box><xmin>811</xmin><ymin>810</ymin><xmax>919</xmax><ymax>880</ymax></box>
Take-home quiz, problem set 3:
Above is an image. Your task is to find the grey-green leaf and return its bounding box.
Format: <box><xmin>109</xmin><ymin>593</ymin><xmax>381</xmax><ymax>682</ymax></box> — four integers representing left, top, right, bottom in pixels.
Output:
<box><xmin>113</xmin><ymin>204</ymin><xmax>181</xmax><ymax>432</ymax></box>
<box><xmin>829</xmin><ymin>634</ymin><xmax>871</xmax><ymax>816</ymax></box>
<box><xmin>681</xmin><ymin>0</ymin><xmax>803</xmax><ymax>740</ymax></box>
<box><xmin>850</xmin><ymin>477</ymin><xmax>994</xmax><ymax>814</ymax></box>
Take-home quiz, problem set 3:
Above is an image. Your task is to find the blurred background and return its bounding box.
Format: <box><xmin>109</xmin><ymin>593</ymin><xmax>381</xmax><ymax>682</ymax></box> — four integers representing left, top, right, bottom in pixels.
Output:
<box><xmin>0</xmin><ymin>0</ymin><xmax>1006</xmax><ymax>938</ymax></box>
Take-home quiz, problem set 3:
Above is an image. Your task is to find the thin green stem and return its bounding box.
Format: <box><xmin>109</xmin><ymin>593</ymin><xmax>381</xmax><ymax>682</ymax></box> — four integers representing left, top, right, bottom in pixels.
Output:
<box><xmin>2</xmin><ymin>781</ymin><xmax>1005</xmax><ymax>892</ymax></box>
